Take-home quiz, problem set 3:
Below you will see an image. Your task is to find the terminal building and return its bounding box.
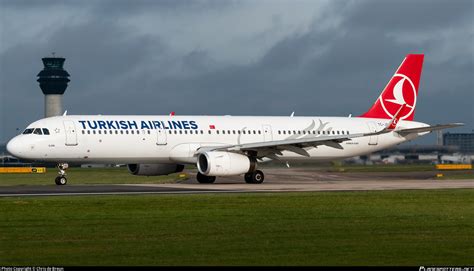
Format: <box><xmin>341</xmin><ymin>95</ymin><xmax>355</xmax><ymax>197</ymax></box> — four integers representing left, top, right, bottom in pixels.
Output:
<box><xmin>348</xmin><ymin>132</ymin><xmax>474</xmax><ymax>165</ymax></box>
<box><xmin>443</xmin><ymin>132</ymin><xmax>474</xmax><ymax>154</ymax></box>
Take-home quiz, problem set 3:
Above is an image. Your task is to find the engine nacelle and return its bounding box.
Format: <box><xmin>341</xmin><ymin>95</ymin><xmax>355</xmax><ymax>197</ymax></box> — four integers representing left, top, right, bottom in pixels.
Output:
<box><xmin>127</xmin><ymin>163</ymin><xmax>184</xmax><ymax>176</ymax></box>
<box><xmin>197</xmin><ymin>151</ymin><xmax>256</xmax><ymax>176</ymax></box>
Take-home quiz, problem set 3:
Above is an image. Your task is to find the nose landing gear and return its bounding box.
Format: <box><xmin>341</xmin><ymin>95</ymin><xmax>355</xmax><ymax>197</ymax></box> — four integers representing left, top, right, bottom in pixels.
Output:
<box><xmin>55</xmin><ymin>163</ymin><xmax>69</xmax><ymax>185</ymax></box>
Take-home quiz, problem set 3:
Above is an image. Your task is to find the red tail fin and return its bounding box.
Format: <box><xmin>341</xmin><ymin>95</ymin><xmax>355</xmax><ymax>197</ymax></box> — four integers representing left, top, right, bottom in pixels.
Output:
<box><xmin>359</xmin><ymin>54</ymin><xmax>424</xmax><ymax>121</ymax></box>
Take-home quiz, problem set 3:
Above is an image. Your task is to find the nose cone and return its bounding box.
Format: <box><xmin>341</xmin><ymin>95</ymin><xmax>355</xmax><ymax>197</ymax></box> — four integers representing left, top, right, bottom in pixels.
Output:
<box><xmin>6</xmin><ymin>137</ymin><xmax>25</xmax><ymax>158</ymax></box>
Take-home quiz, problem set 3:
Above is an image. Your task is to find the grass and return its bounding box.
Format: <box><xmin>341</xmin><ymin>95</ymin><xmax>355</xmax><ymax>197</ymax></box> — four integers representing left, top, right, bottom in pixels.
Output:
<box><xmin>435</xmin><ymin>171</ymin><xmax>474</xmax><ymax>180</ymax></box>
<box><xmin>0</xmin><ymin>167</ymin><xmax>187</xmax><ymax>186</ymax></box>
<box><xmin>0</xmin><ymin>190</ymin><xmax>473</xmax><ymax>266</ymax></box>
<box><xmin>329</xmin><ymin>164</ymin><xmax>473</xmax><ymax>179</ymax></box>
<box><xmin>329</xmin><ymin>164</ymin><xmax>437</xmax><ymax>172</ymax></box>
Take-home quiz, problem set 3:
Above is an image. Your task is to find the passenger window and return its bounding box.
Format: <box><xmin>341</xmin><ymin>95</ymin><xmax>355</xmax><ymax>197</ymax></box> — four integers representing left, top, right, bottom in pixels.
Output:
<box><xmin>253</xmin><ymin>130</ymin><xmax>256</xmax><ymax>134</ymax></box>
<box><xmin>201</xmin><ymin>130</ymin><xmax>203</xmax><ymax>134</ymax></box>
<box><xmin>258</xmin><ymin>130</ymin><xmax>261</xmax><ymax>134</ymax></box>
<box><xmin>87</xmin><ymin>130</ymin><xmax>91</xmax><ymax>134</ymax></box>
<box><xmin>184</xmin><ymin>130</ymin><xmax>188</xmax><ymax>134</ymax></box>
<box><xmin>104</xmin><ymin>130</ymin><xmax>107</xmax><ymax>134</ymax></box>
<box><xmin>208</xmin><ymin>130</ymin><xmax>211</xmax><ymax>134</ymax></box>
<box><xmin>42</xmin><ymin>128</ymin><xmax>50</xmax><ymax>135</ymax></box>
<box><xmin>217</xmin><ymin>130</ymin><xmax>220</xmax><ymax>134</ymax></box>
<box><xmin>82</xmin><ymin>130</ymin><xmax>85</xmax><ymax>134</ymax></box>
<box><xmin>93</xmin><ymin>130</ymin><xmax>96</xmax><ymax>134</ymax></box>
<box><xmin>98</xmin><ymin>130</ymin><xmax>102</xmax><ymax>134</ymax></box>
<box><xmin>131</xmin><ymin>130</ymin><xmax>134</xmax><ymax>134</ymax></box>
<box><xmin>242</xmin><ymin>130</ymin><xmax>245</xmax><ymax>134</ymax></box>
<box><xmin>179</xmin><ymin>130</ymin><xmax>182</xmax><ymax>134</ymax></box>
<box><xmin>222</xmin><ymin>130</ymin><xmax>225</xmax><ymax>134</ymax></box>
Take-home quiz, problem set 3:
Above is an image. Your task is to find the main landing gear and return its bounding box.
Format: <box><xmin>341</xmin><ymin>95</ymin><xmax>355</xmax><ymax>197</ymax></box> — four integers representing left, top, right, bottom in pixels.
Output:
<box><xmin>244</xmin><ymin>170</ymin><xmax>264</xmax><ymax>184</ymax></box>
<box><xmin>55</xmin><ymin>163</ymin><xmax>69</xmax><ymax>185</ymax></box>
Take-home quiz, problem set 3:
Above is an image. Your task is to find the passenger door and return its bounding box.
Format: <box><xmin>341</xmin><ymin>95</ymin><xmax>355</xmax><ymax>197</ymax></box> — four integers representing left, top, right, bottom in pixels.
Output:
<box><xmin>367</xmin><ymin>122</ymin><xmax>378</xmax><ymax>145</ymax></box>
<box><xmin>63</xmin><ymin>121</ymin><xmax>78</xmax><ymax>146</ymax></box>
<box><xmin>156</xmin><ymin>128</ymin><xmax>167</xmax><ymax>145</ymax></box>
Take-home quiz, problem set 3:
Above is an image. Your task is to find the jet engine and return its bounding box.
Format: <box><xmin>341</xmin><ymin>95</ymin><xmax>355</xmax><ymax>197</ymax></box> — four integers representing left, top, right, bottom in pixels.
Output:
<box><xmin>127</xmin><ymin>163</ymin><xmax>184</xmax><ymax>176</ymax></box>
<box><xmin>197</xmin><ymin>151</ymin><xmax>256</xmax><ymax>176</ymax></box>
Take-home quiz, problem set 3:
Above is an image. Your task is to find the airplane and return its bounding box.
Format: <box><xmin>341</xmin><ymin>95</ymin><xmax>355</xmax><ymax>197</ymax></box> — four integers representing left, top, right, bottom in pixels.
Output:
<box><xmin>6</xmin><ymin>54</ymin><xmax>463</xmax><ymax>185</ymax></box>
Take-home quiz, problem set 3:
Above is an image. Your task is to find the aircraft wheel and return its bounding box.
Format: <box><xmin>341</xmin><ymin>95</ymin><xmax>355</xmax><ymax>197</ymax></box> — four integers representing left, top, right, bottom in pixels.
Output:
<box><xmin>197</xmin><ymin>172</ymin><xmax>216</xmax><ymax>184</ymax></box>
<box><xmin>55</xmin><ymin>176</ymin><xmax>67</xmax><ymax>186</ymax></box>
<box><xmin>247</xmin><ymin>170</ymin><xmax>264</xmax><ymax>184</ymax></box>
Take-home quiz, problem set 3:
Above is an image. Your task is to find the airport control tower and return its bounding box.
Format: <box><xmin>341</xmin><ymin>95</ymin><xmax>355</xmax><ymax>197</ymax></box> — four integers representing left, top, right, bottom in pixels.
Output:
<box><xmin>37</xmin><ymin>55</ymin><xmax>70</xmax><ymax>117</ymax></box>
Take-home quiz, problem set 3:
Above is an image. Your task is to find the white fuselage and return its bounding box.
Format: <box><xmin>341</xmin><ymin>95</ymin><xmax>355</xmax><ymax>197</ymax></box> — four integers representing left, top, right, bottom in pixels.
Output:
<box><xmin>7</xmin><ymin>115</ymin><xmax>427</xmax><ymax>164</ymax></box>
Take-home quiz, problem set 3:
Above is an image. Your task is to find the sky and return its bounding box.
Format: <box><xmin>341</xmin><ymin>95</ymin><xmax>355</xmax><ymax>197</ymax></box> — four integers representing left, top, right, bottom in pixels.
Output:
<box><xmin>0</xmin><ymin>0</ymin><xmax>473</xmax><ymax>145</ymax></box>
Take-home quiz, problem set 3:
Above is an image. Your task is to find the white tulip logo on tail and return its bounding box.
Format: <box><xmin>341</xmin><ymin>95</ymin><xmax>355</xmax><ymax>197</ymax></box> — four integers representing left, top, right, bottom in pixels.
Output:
<box><xmin>379</xmin><ymin>73</ymin><xmax>417</xmax><ymax>120</ymax></box>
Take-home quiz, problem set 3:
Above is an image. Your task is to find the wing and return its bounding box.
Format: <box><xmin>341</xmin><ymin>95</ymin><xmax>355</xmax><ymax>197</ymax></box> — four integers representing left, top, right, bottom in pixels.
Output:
<box><xmin>197</xmin><ymin>130</ymin><xmax>379</xmax><ymax>159</ymax></box>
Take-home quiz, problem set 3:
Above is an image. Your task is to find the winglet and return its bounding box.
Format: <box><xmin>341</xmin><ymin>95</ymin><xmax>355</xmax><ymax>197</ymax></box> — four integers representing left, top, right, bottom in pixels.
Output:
<box><xmin>386</xmin><ymin>104</ymin><xmax>406</xmax><ymax>130</ymax></box>
<box><xmin>365</xmin><ymin>104</ymin><xmax>406</xmax><ymax>136</ymax></box>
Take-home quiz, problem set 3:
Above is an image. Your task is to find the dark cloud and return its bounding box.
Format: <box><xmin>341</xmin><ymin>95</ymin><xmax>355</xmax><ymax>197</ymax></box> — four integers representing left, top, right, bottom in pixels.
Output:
<box><xmin>1</xmin><ymin>0</ymin><xmax>472</xmax><ymax>144</ymax></box>
<box><xmin>347</xmin><ymin>0</ymin><xmax>473</xmax><ymax>31</ymax></box>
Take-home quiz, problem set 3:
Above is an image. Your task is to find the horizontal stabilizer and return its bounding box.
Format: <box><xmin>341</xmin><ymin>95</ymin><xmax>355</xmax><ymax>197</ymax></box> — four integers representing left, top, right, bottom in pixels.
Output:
<box><xmin>396</xmin><ymin>123</ymin><xmax>464</xmax><ymax>135</ymax></box>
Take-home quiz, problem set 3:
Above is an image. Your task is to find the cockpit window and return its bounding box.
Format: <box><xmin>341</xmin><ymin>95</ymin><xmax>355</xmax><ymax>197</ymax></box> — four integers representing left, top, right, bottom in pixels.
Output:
<box><xmin>33</xmin><ymin>128</ymin><xmax>43</xmax><ymax>135</ymax></box>
<box><xmin>42</xmin><ymin>128</ymin><xmax>50</xmax><ymax>135</ymax></box>
<box><xmin>23</xmin><ymin>128</ymin><xmax>34</xmax><ymax>134</ymax></box>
